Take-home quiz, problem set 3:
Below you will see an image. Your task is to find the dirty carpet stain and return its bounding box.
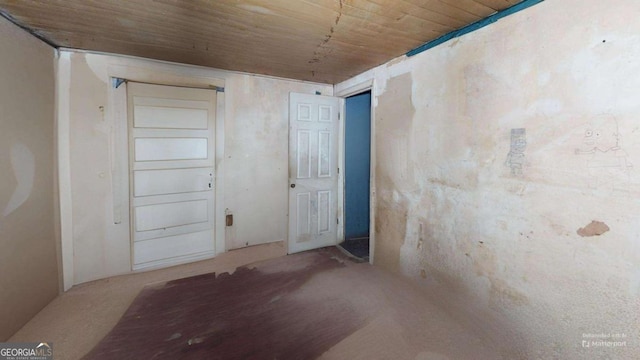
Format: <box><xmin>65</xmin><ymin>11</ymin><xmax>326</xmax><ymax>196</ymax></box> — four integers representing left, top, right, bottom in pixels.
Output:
<box><xmin>576</xmin><ymin>220</ymin><xmax>610</xmax><ymax>237</ymax></box>
<box><xmin>82</xmin><ymin>249</ymin><xmax>366</xmax><ymax>360</ymax></box>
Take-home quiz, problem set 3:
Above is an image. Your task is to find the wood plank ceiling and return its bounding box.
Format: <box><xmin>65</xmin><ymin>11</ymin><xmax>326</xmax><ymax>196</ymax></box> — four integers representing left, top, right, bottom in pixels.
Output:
<box><xmin>0</xmin><ymin>0</ymin><xmax>522</xmax><ymax>84</ymax></box>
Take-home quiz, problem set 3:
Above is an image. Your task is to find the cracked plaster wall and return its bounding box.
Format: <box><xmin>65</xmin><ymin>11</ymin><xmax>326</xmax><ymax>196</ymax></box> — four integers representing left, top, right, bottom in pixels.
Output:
<box><xmin>336</xmin><ymin>0</ymin><xmax>640</xmax><ymax>357</ymax></box>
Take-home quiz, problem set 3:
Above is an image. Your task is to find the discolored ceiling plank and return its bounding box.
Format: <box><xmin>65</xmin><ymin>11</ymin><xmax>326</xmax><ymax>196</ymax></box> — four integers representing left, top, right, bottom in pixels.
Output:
<box><xmin>471</xmin><ymin>0</ymin><xmax>518</xmax><ymax>11</ymax></box>
<box><xmin>0</xmin><ymin>0</ymin><xmax>524</xmax><ymax>83</ymax></box>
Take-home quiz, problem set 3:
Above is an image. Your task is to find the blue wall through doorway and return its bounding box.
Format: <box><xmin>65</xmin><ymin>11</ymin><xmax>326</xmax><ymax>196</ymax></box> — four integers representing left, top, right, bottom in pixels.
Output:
<box><xmin>345</xmin><ymin>91</ymin><xmax>371</xmax><ymax>241</ymax></box>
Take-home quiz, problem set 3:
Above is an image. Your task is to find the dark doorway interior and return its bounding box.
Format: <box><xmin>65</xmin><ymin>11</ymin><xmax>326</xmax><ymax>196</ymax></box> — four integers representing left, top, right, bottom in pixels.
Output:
<box><xmin>340</xmin><ymin>91</ymin><xmax>371</xmax><ymax>260</ymax></box>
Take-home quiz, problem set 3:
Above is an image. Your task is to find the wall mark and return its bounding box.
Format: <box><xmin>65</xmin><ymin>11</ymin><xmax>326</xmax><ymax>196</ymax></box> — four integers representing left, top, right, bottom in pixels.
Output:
<box><xmin>577</xmin><ymin>220</ymin><xmax>610</xmax><ymax>237</ymax></box>
<box><xmin>505</xmin><ymin>128</ymin><xmax>526</xmax><ymax>176</ymax></box>
<box><xmin>2</xmin><ymin>142</ymin><xmax>35</xmax><ymax>217</ymax></box>
<box><xmin>575</xmin><ymin>115</ymin><xmax>632</xmax><ymax>191</ymax></box>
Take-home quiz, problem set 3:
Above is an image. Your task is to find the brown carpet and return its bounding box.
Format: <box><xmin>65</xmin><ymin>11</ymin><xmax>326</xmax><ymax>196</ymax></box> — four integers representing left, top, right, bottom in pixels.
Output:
<box><xmin>82</xmin><ymin>248</ymin><xmax>367</xmax><ymax>360</ymax></box>
<box><xmin>80</xmin><ymin>247</ymin><xmax>510</xmax><ymax>360</ymax></box>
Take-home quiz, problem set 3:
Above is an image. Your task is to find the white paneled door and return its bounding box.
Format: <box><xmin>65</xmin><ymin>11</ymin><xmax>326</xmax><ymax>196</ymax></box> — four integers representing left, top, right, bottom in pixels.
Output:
<box><xmin>288</xmin><ymin>93</ymin><xmax>340</xmax><ymax>253</ymax></box>
<box><xmin>128</xmin><ymin>82</ymin><xmax>216</xmax><ymax>270</ymax></box>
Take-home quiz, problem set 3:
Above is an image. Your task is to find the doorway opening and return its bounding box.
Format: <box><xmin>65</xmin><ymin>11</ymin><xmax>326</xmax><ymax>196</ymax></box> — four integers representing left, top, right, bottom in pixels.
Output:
<box><xmin>339</xmin><ymin>90</ymin><xmax>371</xmax><ymax>261</ymax></box>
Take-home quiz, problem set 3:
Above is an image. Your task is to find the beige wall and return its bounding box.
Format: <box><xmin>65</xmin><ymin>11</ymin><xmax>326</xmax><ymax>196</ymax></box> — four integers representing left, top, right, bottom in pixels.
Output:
<box><xmin>61</xmin><ymin>51</ymin><xmax>332</xmax><ymax>285</ymax></box>
<box><xmin>0</xmin><ymin>17</ymin><xmax>58</xmax><ymax>340</ymax></box>
<box><xmin>336</xmin><ymin>0</ymin><xmax>640</xmax><ymax>357</ymax></box>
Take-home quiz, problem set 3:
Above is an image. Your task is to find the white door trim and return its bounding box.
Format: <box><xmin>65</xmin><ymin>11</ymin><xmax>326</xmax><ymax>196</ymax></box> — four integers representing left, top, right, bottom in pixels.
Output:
<box><xmin>335</xmin><ymin>79</ymin><xmax>376</xmax><ymax>264</ymax></box>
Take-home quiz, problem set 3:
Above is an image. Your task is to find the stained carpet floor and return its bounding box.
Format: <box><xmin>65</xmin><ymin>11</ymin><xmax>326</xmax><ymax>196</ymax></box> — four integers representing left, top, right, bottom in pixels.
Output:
<box><xmin>80</xmin><ymin>247</ymin><xmax>510</xmax><ymax>360</ymax></box>
<box><xmin>82</xmin><ymin>249</ymin><xmax>363</xmax><ymax>360</ymax></box>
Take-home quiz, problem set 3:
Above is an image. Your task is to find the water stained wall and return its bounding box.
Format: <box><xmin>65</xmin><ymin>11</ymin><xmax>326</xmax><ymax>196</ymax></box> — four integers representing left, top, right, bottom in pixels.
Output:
<box><xmin>336</xmin><ymin>0</ymin><xmax>640</xmax><ymax>357</ymax></box>
<box><xmin>0</xmin><ymin>17</ymin><xmax>58</xmax><ymax>340</ymax></box>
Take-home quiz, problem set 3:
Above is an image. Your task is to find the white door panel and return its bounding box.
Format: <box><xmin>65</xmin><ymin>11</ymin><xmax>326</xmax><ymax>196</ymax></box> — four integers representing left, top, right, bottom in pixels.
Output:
<box><xmin>134</xmin><ymin>221</ymin><xmax>213</xmax><ymax>243</ymax></box>
<box><xmin>134</xmin><ymin>167</ymin><xmax>213</xmax><ymax>197</ymax></box>
<box><xmin>135</xmin><ymin>199</ymin><xmax>209</xmax><ymax>232</ymax></box>
<box><xmin>133</xmin><ymin>96</ymin><xmax>210</xmax><ymax>129</ymax></box>
<box><xmin>288</xmin><ymin>93</ymin><xmax>340</xmax><ymax>253</ymax></box>
<box><xmin>296</xmin><ymin>192</ymin><xmax>311</xmax><ymax>238</ymax></box>
<box><xmin>134</xmin><ymin>137</ymin><xmax>208</xmax><ymax>161</ymax></box>
<box><xmin>133</xmin><ymin>230</ymin><xmax>214</xmax><ymax>266</ymax></box>
<box><xmin>318</xmin><ymin>131</ymin><xmax>332</xmax><ymax>177</ymax></box>
<box><xmin>296</xmin><ymin>130</ymin><xmax>312</xmax><ymax>179</ymax></box>
<box><xmin>128</xmin><ymin>82</ymin><xmax>216</xmax><ymax>270</ymax></box>
<box><xmin>318</xmin><ymin>190</ymin><xmax>331</xmax><ymax>233</ymax></box>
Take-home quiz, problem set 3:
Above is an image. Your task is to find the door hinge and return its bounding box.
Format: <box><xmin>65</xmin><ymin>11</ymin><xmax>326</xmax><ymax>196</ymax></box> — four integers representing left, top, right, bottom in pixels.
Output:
<box><xmin>337</xmin><ymin>167</ymin><xmax>340</xmax><ymax>174</ymax></box>
<box><xmin>337</xmin><ymin>218</ymin><xmax>339</xmax><ymax>224</ymax></box>
<box><xmin>338</xmin><ymin>112</ymin><xmax>341</xmax><ymax>120</ymax></box>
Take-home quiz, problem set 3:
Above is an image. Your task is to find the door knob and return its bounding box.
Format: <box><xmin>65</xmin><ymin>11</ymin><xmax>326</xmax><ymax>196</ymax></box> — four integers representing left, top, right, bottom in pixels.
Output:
<box><xmin>291</xmin><ymin>184</ymin><xmax>296</xmax><ymax>188</ymax></box>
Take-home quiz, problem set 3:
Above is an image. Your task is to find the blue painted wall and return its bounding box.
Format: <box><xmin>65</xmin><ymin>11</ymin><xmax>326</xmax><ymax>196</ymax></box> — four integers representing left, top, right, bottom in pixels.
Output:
<box><xmin>345</xmin><ymin>91</ymin><xmax>371</xmax><ymax>240</ymax></box>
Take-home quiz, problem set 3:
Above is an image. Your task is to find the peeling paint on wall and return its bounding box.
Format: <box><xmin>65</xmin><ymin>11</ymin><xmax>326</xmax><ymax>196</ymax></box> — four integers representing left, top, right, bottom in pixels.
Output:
<box><xmin>374</xmin><ymin>72</ymin><xmax>415</xmax><ymax>272</ymax></box>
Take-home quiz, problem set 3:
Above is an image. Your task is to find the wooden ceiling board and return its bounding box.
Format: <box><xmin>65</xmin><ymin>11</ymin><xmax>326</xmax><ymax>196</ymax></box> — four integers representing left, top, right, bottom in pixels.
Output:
<box><xmin>366</xmin><ymin>0</ymin><xmax>472</xmax><ymax>28</ymax></box>
<box><xmin>0</xmin><ymin>0</ymin><xmax>523</xmax><ymax>83</ymax></box>
<box><xmin>345</xmin><ymin>0</ymin><xmax>462</xmax><ymax>33</ymax></box>
<box><xmin>438</xmin><ymin>0</ymin><xmax>498</xmax><ymax>17</ymax></box>
<box><xmin>472</xmin><ymin>0</ymin><xmax>519</xmax><ymax>11</ymax></box>
<box><xmin>400</xmin><ymin>0</ymin><xmax>485</xmax><ymax>23</ymax></box>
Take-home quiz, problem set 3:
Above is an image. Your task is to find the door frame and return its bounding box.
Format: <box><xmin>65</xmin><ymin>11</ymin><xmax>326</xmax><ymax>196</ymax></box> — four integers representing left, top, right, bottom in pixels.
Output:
<box><xmin>335</xmin><ymin>80</ymin><xmax>376</xmax><ymax>264</ymax></box>
<box><xmin>57</xmin><ymin>54</ymin><xmax>227</xmax><ymax>290</ymax></box>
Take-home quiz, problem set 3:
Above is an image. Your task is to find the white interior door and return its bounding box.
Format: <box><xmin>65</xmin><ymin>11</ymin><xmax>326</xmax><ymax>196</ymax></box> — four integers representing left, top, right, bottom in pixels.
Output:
<box><xmin>128</xmin><ymin>82</ymin><xmax>216</xmax><ymax>270</ymax></box>
<box><xmin>288</xmin><ymin>93</ymin><xmax>340</xmax><ymax>253</ymax></box>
